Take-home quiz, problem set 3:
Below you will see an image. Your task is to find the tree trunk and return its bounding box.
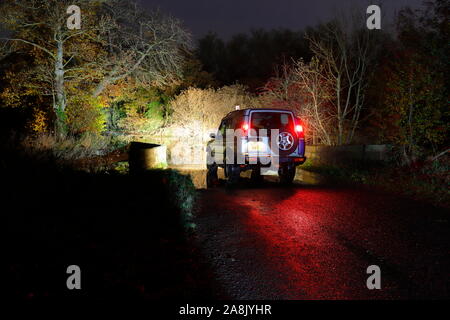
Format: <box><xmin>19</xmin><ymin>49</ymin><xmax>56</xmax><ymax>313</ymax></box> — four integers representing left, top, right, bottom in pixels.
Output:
<box><xmin>347</xmin><ymin>82</ymin><xmax>364</xmax><ymax>145</ymax></box>
<box><xmin>336</xmin><ymin>77</ymin><xmax>343</xmax><ymax>145</ymax></box>
<box><xmin>407</xmin><ymin>87</ymin><xmax>415</xmax><ymax>162</ymax></box>
<box><xmin>402</xmin><ymin>144</ymin><xmax>411</xmax><ymax>166</ymax></box>
<box><xmin>54</xmin><ymin>38</ymin><xmax>66</xmax><ymax>137</ymax></box>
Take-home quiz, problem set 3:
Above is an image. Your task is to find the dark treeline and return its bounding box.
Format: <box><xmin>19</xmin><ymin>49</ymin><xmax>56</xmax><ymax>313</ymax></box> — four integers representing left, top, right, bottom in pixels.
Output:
<box><xmin>196</xmin><ymin>29</ymin><xmax>312</xmax><ymax>91</ymax></box>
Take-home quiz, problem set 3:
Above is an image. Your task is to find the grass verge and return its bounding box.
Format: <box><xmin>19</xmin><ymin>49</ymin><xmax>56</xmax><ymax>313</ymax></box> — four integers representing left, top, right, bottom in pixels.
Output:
<box><xmin>302</xmin><ymin>157</ymin><xmax>450</xmax><ymax>209</ymax></box>
<box><xmin>2</xmin><ymin>134</ymin><xmax>216</xmax><ymax>299</ymax></box>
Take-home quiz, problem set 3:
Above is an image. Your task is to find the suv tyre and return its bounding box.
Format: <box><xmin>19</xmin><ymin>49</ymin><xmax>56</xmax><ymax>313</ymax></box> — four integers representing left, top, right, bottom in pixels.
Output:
<box><xmin>251</xmin><ymin>167</ymin><xmax>264</xmax><ymax>185</ymax></box>
<box><xmin>279</xmin><ymin>164</ymin><xmax>296</xmax><ymax>185</ymax></box>
<box><xmin>225</xmin><ymin>164</ymin><xmax>240</xmax><ymax>186</ymax></box>
<box><xmin>206</xmin><ymin>163</ymin><xmax>218</xmax><ymax>188</ymax></box>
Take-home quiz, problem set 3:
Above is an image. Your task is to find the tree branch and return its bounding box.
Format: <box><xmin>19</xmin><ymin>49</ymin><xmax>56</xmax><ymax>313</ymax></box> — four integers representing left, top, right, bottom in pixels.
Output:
<box><xmin>2</xmin><ymin>38</ymin><xmax>55</xmax><ymax>59</ymax></box>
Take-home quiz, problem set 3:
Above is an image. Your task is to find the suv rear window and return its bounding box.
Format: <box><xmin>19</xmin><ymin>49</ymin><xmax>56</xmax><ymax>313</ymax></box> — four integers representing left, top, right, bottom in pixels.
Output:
<box><xmin>250</xmin><ymin>112</ymin><xmax>293</xmax><ymax>131</ymax></box>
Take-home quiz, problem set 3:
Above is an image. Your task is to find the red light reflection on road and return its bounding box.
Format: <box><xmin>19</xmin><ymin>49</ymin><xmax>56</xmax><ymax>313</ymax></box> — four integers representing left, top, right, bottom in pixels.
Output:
<box><xmin>239</xmin><ymin>189</ymin><xmax>368</xmax><ymax>299</ymax></box>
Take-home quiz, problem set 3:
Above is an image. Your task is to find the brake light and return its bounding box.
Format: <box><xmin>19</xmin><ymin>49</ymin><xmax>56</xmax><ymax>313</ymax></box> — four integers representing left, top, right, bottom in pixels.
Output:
<box><xmin>295</xmin><ymin>125</ymin><xmax>303</xmax><ymax>133</ymax></box>
<box><xmin>242</xmin><ymin>123</ymin><xmax>249</xmax><ymax>132</ymax></box>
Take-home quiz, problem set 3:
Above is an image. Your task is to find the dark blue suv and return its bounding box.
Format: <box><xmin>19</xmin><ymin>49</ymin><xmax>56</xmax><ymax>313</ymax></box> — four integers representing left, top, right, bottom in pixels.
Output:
<box><xmin>206</xmin><ymin>108</ymin><xmax>306</xmax><ymax>186</ymax></box>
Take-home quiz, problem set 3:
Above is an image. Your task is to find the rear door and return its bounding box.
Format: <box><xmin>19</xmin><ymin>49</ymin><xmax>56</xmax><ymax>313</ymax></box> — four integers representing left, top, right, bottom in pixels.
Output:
<box><xmin>249</xmin><ymin>111</ymin><xmax>298</xmax><ymax>156</ymax></box>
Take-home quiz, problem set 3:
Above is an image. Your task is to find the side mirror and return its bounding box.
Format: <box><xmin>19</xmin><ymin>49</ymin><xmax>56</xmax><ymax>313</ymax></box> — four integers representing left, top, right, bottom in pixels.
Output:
<box><xmin>209</xmin><ymin>133</ymin><xmax>216</xmax><ymax>139</ymax></box>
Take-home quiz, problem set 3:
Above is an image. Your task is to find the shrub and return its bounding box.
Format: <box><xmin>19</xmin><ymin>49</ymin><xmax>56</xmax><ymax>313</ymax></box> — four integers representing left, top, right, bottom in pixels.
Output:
<box><xmin>118</xmin><ymin>101</ymin><xmax>165</xmax><ymax>133</ymax></box>
<box><xmin>105</xmin><ymin>102</ymin><xmax>127</xmax><ymax>131</ymax></box>
<box><xmin>29</xmin><ymin>107</ymin><xmax>50</xmax><ymax>133</ymax></box>
<box><xmin>66</xmin><ymin>95</ymin><xmax>106</xmax><ymax>135</ymax></box>
<box><xmin>143</xmin><ymin>169</ymin><xmax>197</xmax><ymax>231</ymax></box>
<box><xmin>107</xmin><ymin>86</ymin><xmax>169</xmax><ymax>134</ymax></box>
<box><xmin>169</xmin><ymin>85</ymin><xmax>257</xmax><ymax>136</ymax></box>
<box><xmin>165</xmin><ymin>169</ymin><xmax>197</xmax><ymax>230</ymax></box>
<box><xmin>21</xmin><ymin>132</ymin><xmax>112</xmax><ymax>161</ymax></box>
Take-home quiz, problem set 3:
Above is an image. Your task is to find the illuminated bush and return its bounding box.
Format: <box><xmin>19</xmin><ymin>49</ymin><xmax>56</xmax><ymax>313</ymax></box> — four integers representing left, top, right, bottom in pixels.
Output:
<box><xmin>66</xmin><ymin>95</ymin><xmax>106</xmax><ymax>135</ymax></box>
<box><xmin>106</xmin><ymin>86</ymin><xmax>167</xmax><ymax>134</ymax></box>
<box><xmin>29</xmin><ymin>108</ymin><xmax>50</xmax><ymax>133</ymax></box>
<box><xmin>118</xmin><ymin>101</ymin><xmax>165</xmax><ymax>133</ymax></box>
<box><xmin>22</xmin><ymin>133</ymin><xmax>112</xmax><ymax>161</ymax></box>
<box><xmin>169</xmin><ymin>85</ymin><xmax>256</xmax><ymax>136</ymax></box>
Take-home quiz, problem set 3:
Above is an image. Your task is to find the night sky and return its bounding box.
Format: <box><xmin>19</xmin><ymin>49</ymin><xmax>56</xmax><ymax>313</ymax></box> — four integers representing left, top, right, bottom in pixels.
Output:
<box><xmin>143</xmin><ymin>0</ymin><xmax>424</xmax><ymax>39</ymax></box>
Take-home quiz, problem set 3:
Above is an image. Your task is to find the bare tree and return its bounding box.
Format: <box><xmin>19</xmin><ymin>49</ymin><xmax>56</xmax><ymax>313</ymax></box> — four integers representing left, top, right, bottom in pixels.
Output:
<box><xmin>291</xmin><ymin>58</ymin><xmax>334</xmax><ymax>145</ymax></box>
<box><xmin>0</xmin><ymin>0</ymin><xmax>100</xmax><ymax>135</ymax></box>
<box><xmin>260</xmin><ymin>59</ymin><xmax>335</xmax><ymax>145</ymax></box>
<box><xmin>1</xmin><ymin>0</ymin><xmax>191</xmax><ymax>135</ymax></box>
<box><xmin>92</xmin><ymin>1</ymin><xmax>191</xmax><ymax>97</ymax></box>
<box><xmin>306</xmin><ymin>7</ymin><xmax>379</xmax><ymax>145</ymax></box>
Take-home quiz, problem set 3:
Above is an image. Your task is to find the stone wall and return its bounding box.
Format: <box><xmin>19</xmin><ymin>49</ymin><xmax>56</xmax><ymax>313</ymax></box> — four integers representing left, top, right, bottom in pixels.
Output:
<box><xmin>126</xmin><ymin>133</ymin><xmax>389</xmax><ymax>168</ymax></box>
<box><xmin>305</xmin><ymin>145</ymin><xmax>389</xmax><ymax>166</ymax></box>
<box><xmin>124</xmin><ymin>134</ymin><xmax>207</xmax><ymax>169</ymax></box>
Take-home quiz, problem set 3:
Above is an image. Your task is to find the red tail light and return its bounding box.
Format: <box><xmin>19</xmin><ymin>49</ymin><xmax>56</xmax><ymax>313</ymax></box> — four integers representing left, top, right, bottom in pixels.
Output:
<box><xmin>294</xmin><ymin>116</ymin><xmax>305</xmax><ymax>138</ymax></box>
<box><xmin>242</xmin><ymin>123</ymin><xmax>249</xmax><ymax>133</ymax></box>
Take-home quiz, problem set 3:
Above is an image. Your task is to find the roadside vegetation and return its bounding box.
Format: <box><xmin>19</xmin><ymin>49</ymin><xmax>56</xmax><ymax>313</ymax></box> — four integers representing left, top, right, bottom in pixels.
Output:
<box><xmin>1</xmin><ymin>132</ymin><xmax>215</xmax><ymax>299</ymax></box>
<box><xmin>302</xmin><ymin>154</ymin><xmax>450</xmax><ymax>209</ymax></box>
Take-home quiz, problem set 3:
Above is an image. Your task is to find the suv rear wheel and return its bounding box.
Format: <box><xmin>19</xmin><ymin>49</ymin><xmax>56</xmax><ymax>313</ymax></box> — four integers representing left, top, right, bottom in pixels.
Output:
<box><xmin>225</xmin><ymin>164</ymin><xmax>240</xmax><ymax>186</ymax></box>
<box><xmin>206</xmin><ymin>163</ymin><xmax>218</xmax><ymax>188</ymax></box>
<box><xmin>279</xmin><ymin>165</ymin><xmax>296</xmax><ymax>185</ymax></box>
<box><xmin>251</xmin><ymin>167</ymin><xmax>264</xmax><ymax>185</ymax></box>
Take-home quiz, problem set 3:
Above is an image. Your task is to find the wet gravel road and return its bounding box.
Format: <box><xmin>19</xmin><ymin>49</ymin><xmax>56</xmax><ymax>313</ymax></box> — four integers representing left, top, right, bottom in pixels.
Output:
<box><xmin>195</xmin><ymin>178</ymin><xmax>450</xmax><ymax>299</ymax></box>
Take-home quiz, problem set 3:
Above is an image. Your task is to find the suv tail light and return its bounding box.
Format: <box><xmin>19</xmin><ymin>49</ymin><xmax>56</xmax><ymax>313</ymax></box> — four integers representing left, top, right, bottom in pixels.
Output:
<box><xmin>294</xmin><ymin>117</ymin><xmax>305</xmax><ymax>138</ymax></box>
<box><xmin>241</xmin><ymin>123</ymin><xmax>249</xmax><ymax>134</ymax></box>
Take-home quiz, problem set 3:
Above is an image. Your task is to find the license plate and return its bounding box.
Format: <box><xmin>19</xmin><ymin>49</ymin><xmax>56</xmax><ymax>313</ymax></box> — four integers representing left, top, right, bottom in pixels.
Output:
<box><xmin>248</xmin><ymin>142</ymin><xmax>266</xmax><ymax>152</ymax></box>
